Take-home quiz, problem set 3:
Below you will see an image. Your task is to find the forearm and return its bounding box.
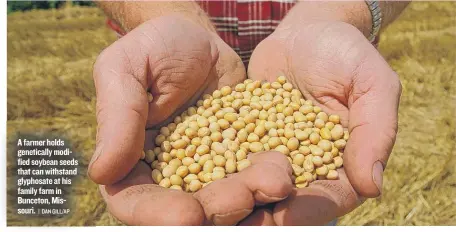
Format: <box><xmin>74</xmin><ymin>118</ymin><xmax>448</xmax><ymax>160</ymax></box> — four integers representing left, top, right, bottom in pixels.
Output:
<box><xmin>96</xmin><ymin>0</ymin><xmax>216</xmax><ymax>32</ymax></box>
<box><xmin>278</xmin><ymin>1</ymin><xmax>410</xmax><ymax>38</ymax></box>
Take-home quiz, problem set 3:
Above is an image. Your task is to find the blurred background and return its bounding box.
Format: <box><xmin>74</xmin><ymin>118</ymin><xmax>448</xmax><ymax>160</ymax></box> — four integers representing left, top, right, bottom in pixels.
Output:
<box><xmin>6</xmin><ymin>0</ymin><xmax>456</xmax><ymax>226</ymax></box>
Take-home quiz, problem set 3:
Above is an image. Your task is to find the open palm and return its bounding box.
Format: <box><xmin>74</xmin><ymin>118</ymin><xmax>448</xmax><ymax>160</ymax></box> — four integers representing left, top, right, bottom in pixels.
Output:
<box><xmin>246</xmin><ymin>21</ymin><xmax>402</xmax><ymax>225</ymax></box>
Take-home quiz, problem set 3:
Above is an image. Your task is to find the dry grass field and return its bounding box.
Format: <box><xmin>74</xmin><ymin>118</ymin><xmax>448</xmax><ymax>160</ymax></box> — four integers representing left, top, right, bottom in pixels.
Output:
<box><xmin>6</xmin><ymin>2</ymin><xmax>456</xmax><ymax>226</ymax></box>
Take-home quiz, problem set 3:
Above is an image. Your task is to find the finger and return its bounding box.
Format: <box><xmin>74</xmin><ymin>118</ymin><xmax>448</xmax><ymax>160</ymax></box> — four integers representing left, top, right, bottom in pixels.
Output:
<box><xmin>144</xmin><ymin>17</ymin><xmax>219</xmax><ymax>126</ymax></box>
<box><xmin>273</xmin><ymin>169</ymin><xmax>361</xmax><ymax>226</ymax></box>
<box><xmin>194</xmin><ymin>151</ymin><xmax>293</xmax><ymax>226</ymax></box>
<box><xmin>238</xmin><ymin>205</ymin><xmax>276</xmax><ymax>226</ymax></box>
<box><xmin>344</xmin><ymin>48</ymin><xmax>402</xmax><ymax>197</ymax></box>
<box><xmin>88</xmin><ymin>25</ymin><xmax>152</xmax><ymax>185</ymax></box>
<box><xmin>100</xmin><ymin>162</ymin><xmax>205</xmax><ymax>226</ymax></box>
<box><xmin>247</xmin><ymin>35</ymin><xmax>288</xmax><ymax>82</ymax></box>
<box><xmin>210</xmin><ymin>35</ymin><xmax>247</xmax><ymax>89</ymax></box>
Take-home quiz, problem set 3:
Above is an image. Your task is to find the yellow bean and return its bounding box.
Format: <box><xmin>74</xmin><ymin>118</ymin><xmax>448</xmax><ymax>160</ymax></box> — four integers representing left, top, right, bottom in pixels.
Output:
<box><xmin>222</xmin><ymin>128</ymin><xmax>237</xmax><ymax>140</ymax></box>
<box><xmin>316</xmin><ymin>112</ymin><xmax>328</xmax><ymax>122</ymax></box>
<box><xmin>303</xmin><ymin>158</ymin><xmax>314</xmax><ymax>172</ymax></box>
<box><xmin>247</xmin><ymin>133</ymin><xmax>260</xmax><ymax>143</ymax></box>
<box><xmin>331</xmin><ymin>125</ymin><xmax>344</xmax><ymax>140</ymax></box>
<box><xmin>212</xmin><ymin>170</ymin><xmax>226</xmax><ymax>181</ymax></box>
<box><xmin>271</xmin><ymin>81</ymin><xmax>282</xmax><ymax>89</ymax></box>
<box><xmin>327</xmin><ymin>163</ymin><xmax>336</xmax><ymax>170</ymax></box>
<box><xmin>185</xmin><ymin>128</ymin><xmax>197</xmax><ymax>139</ymax></box>
<box><xmin>325</xmin><ymin>122</ymin><xmax>335</xmax><ymax>130</ymax></box>
<box><xmin>284</xmin><ymin>128</ymin><xmax>295</xmax><ymax>139</ymax></box>
<box><xmin>295</xmin><ymin>175</ymin><xmax>307</xmax><ymax>184</ymax></box>
<box><xmin>170</xmin><ymin>185</ymin><xmax>183</xmax><ymax>190</ymax></box>
<box><xmin>196</xmin><ymin>144</ymin><xmax>210</xmax><ymax>155</ymax></box>
<box><xmin>287</xmin><ymin>138</ymin><xmax>300</xmax><ymax>151</ymax></box>
<box><xmin>299</xmin><ymin>146</ymin><xmax>311</xmax><ymax>155</ymax></box>
<box><xmin>220</xmin><ymin>86</ymin><xmax>232</xmax><ymax>96</ymax></box>
<box><xmin>148</xmin><ymin>92</ymin><xmax>154</xmax><ymax>103</ymax></box>
<box><xmin>326</xmin><ymin>170</ymin><xmax>339</xmax><ymax>180</ymax></box>
<box><xmin>322</xmin><ymin>152</ymin><xmax>333</xmax><ymax>164</ymax></box>
<box><xmin>334</xmin><ymin>139</ymin><xmax>347</xmax><ymax>150</ymax></box>
<box><xmin>225</xmin><ymin>159</ymin><xmax>237</xmax><ymax>173</ymax></box>
<box><xmin>237</xmin><ymin>129</ymin><xmax>248</xmax><ymax>143</ymax></box>
<box><xmin>232</xmin><ymin>120</ymin><xmax>246</xmax><ymax>131</ymax></box>
<box><xmin>236</xmin><ymin>150</ymin><xmax>247</xmax><ymax>161</ymax></box>
<box><xmin>176</xmin><ymin>166</ymin><xmax>189</xmax><ymax>178</ymax></box>
<box><xmin>249</xmin><ymin>142</ymin><xmax>265</xmax><ymax>153</ymax></box>
<box><xmin>292</xmin><ymin>153</ymin><xmax>305</xmax><ymax>166</ymax></box>
<box><xmin>318</xmin><ymin>140</ymin><xmax>332</xmax><ymax>152</ymax></box>
<box><xmin>218</xmin><ymin>119</ymin><xmax>230</xmax><ymax>130</ymax></box>
<box><xmin>170</xmin><ymin>174</ymin><xmax>183</xmax><ymax>186</ymax></box>
<box><xmin>254</xmin><ymin>125</ymin><xmax>266</xmax><ymax>137</ymax></box>
<box><xmin>311</xmin><ymin>146</ymin><xmax>324</xmax><ymax>157</ymax></box>
<box><xmin>188</xmin><ymin>163</ymin><xmax>202</xmax><ymax>174</ymax></box>
<box><xmin>169</xmin><ymin>158</ymin><xmax>182</xmax><ymax>167</ymax></box>
<box><xmin>331</xmin><ymin>146</ymin><xmax>339</xmax><ymax>157</ymax></box>
<box><xmin>159</xmin><ymin>178</ymin><xmax>171</xmax><ymax>188</ymax></box>
<box><xmin>182</xmin><ymin>157</ymin><xmax>195</xmax><ymax>166</ymax></box>
<box><xmin>145</xmin><ymin>150</ymin><xmax>156</xmax><ymax>163</ymax></box>
<box><xmin>306</xmin><ymin>112</ymin><xmax>316</xmax><ymax>122</ymax></box>
<box><xmin>316</xmin><ymin>165</ymin><xmax>329</xmax><ymax>176</ymax></box>
<box><xmin>309</xmin><ymin>132</ymin><xmax>320</xmax><ymax>144</ymax></box>
<box><xmin>292</xmin><ymin>164</ymin><xmax>304</xmax><ymax>176</ymax></box>
<box><xmin>203</xmin><ymin>160</ymin><xmax>215</xmax><ymax>173</ymax></box>
<box><xmin>312</xmin><ymin>156</ymin><xmax>323</xmax><ymax>167</ymax></box>
<box><xmin>344</xmin><ymin>131</ymin><xmax>350</xmax><ymax>140</ymax></box>
<box><xmin>189</xmin><ymin>180</ymin><xmax>202</xmax><ymax>192</ymax></box>
<box><xmin>274</xmin><ymin>145</ymin><xmax>290</xmax><ymax>155</ymax></box>
<box><xmin>296</xmin><ymin>182</ymin><xmax>308</xmax><ymax>188</ymax></box>
<box><xmin>302</xmin><ymin>172</ymin><xmax>314</xmax><ymax>183</ymax></box>
<box><xmin>157</xmin><ymin>152</ymin><xmax>172</xmax><ymax>162</ymax></box>
<box><xmin>328</xmin><ymin>114</ymin><xmax>340</xmax><ymax>124</ymax></box>
<box><xmin>314</xmin><ymin>118</ymin><xmax>325</xmax><ymax>129</ymax></box>
<box><xmin>161</xmin><ymin>141</ymin><xmax>172</xmax><ymax>153</ymax></box>
<box><xmin>151</xmin><ymin>169</ymin><xmax>163</xmax><ymax>184</ymax></box>
<box><xmin>320</xmin><ymin>128</ymin><xmax>332</xmax><ymax>140</ymax></box>
<box><xmin>277</xmin><ymin>76</ymin><xmax>287</xmax><ymax>84</ymax></box>
<box><xmin>213</xmin><ymin>155</ymin><xmax>227</xmax><ymax>167</ymax></box>
<box><xmin>333</xmin><ymin>156</ymin><xmax>343</xmax><ymax>168</ymax></box>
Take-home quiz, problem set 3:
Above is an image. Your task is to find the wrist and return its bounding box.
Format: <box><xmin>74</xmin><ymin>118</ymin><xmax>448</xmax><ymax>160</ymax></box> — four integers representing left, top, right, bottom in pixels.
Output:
<box><xmin>98</xmin><ymin>1</ymin><xmax>216</xmax><ymax>33</ymax></box>
<box><xmin>277</xmin><ymin>1</ymin><xmax>373</xmax><ymax>39</ymax></box>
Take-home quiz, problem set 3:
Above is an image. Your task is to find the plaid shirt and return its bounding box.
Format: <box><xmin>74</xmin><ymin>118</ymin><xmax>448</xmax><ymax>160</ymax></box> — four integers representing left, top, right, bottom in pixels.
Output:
<box><xmin>107</xmin><ymin>0</ymin><xmax>296</xmax><ymax>65</ymax></box>
<box><xmin>197</xmin><ymin>0</ymin><xmax>296</xmax><ymax>64</ymax></box>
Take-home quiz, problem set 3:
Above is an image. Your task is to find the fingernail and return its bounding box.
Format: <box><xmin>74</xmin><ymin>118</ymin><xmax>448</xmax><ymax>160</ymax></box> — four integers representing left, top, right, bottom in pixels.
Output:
<box><xmin>91</xmin><ymin>145</ymin><xmax>103</xmax><ymax>164</ymax></box>
<box><xmin>372</xmin><ymin>161</ymin><xmax>384</xmax><ymax>196</ymax></box>
<box><xmin>88</xmin><ymin>143</ymin><xmax>103</xmax><ymax>173</ymax></box>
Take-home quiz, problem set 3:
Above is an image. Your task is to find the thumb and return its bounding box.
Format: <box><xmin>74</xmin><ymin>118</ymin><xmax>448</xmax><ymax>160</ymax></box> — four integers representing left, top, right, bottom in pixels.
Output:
<box><xmin>344</xmin><ymin>50</ymin><xmax>402</xmax><ymax>198</ymax></box>
<box><xmin>88</xmin><ymin>33</ymin><xmax>149</xmax><ymax>185</ymax></box>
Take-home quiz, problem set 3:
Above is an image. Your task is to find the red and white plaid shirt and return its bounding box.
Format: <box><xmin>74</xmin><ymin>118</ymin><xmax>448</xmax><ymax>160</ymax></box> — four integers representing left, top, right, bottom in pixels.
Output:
<box><xmin>197</xmin><ymin>0</ymin><xmax>296</xmax><ymax>64</ymax></box>
<box><xmin>107</xmin><ymin>0</ymin><xmax>297</xmax><ymax>65</ymax></box>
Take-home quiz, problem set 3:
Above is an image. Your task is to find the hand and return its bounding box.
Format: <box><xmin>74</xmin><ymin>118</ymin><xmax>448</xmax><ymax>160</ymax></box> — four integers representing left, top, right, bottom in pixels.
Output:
<box><xmin>88</xmin><ymin>15</ymin><xmax>293</xmax><ymax>226</ymax></box>
<box><xmin>245</xmin><ymin>20</ymin><xmax>402</xmax><ymax>225</ymax></box>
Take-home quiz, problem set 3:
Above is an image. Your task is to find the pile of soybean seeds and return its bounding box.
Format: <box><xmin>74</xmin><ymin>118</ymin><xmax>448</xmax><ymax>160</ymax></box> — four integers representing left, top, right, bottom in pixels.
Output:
<box><xmin>142</xmin><ymin>76</ymin><xmax>349</xmax><ymax>192</ymax></box>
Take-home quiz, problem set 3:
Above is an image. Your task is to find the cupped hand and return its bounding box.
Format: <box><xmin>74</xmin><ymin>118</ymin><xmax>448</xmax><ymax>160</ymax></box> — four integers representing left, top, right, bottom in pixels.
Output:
<box><xmin>245</xmin><ymin>21</ymin><xmax>402</xmax><ymax>225</ymax></box>
<box><xmin>88</xmin><ymin>15</ymin><xmax>293</xmax><ymax>226</ymax></box>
